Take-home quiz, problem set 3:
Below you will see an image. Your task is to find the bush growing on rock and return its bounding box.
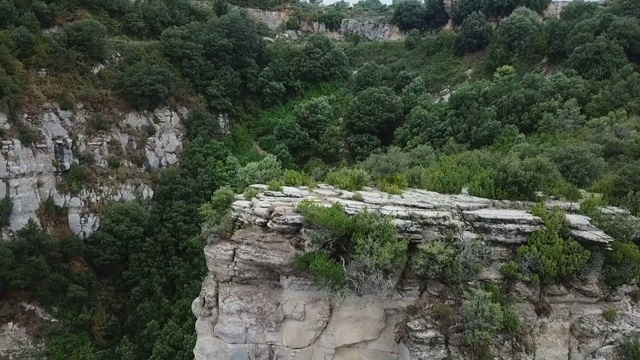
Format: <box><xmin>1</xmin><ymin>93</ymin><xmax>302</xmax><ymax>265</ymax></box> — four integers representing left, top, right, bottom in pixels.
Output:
<box><xmin>415</xmin><ymin>237</ymin><xmax>488</xmax><ymax>285</ymax></box>
<box><xmin>504</xmin><ymin>205</ymin><xmax>591</xmax><ymax>289</ymax></box>
<box><xmin>325</xmin><ymin>168</ymin><xmax>371</xmax><ymax>191</ymax></box>
<box><xmin>295</xmin><ymin>252</ymin><xmax>347</xmax><ymax>292</ymax></box>
<box><xmin>201</xmin><ymin>186</ymin><xmax>236</xmax><ymax>239</ymax></box>
<box><xmin>297</xmin><ymin>201</ymin><xmax>408</xmax><ymax>292</ymax></box>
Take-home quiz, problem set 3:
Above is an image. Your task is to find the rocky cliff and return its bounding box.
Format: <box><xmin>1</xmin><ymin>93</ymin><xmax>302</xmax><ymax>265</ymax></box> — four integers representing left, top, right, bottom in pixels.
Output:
<box><xmin>0</xmin><ymin>105</ymin><xmax>185</xmax><ymax>240</ymax></box>
<box><xmin>246</xmin><ymin>8</ymin><xmax>404</xmax><ymax>41</ymax></box>
<box><xmin>193</xmin><ymin>185</ymin><xmax>639</xmax><ymax>360</ymax></box>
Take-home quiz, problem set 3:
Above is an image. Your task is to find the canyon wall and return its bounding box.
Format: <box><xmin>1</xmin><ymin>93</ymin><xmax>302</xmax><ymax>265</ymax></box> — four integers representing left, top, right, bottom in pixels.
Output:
<box><xmin>193</xmin><ymin>185</ymin><xmax>639</xmax><ymax>360</ymax></box>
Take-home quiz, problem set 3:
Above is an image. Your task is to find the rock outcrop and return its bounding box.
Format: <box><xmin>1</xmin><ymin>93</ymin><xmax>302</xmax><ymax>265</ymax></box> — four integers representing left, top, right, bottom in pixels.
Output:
<box><xmin>0</xmin><ymin>105</ymin><xmax>185</xmax><ymax>240</ymax></box>
<box><xmin>245</xmin><ymin>8</ymin><xmax>404</xmax><ymax>41</ymax></box>
<box><xmin>193</xmin><ymin>185</ymin><xmax>638</xmax><ymax>360</ymax></box>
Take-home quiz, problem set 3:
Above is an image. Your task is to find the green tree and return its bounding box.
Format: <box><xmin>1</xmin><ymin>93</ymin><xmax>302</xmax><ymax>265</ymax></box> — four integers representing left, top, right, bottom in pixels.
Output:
<box><xmin>456</xmin><ymin>11</ymin><xmax>492</xmax><ymax>54</ymax></box>
<box><xmin>463</xmin><ymin>289</ymin><xmax>504</xmax><ymax>357</ymax></box>
<box><xmin>393</xmin><ymin>0</ymin><xmax>426</xmax><ymax>32</ymax></box>
<box><xmin>547</xmin><ymin>144</ymin><xmax>606</xmax><ymax>188</ymax></box>
<box><xmin>344</xmin><ymin>86</ymin><xmax>403</xmax><ymax>147</ymax></box>
<box><xmin>606</xmin><ymin>17</ymin><xmax>640</xmax><ymax>63</ymax></box>
<box><xmin>424</xmin><ymin>0</ymin><xmax>449</xmax><ymax>30</ymax></box>
<box><xmin>566</xmin><ymin>37</ymin><xmax>628</xmax><ymax>80</ymax></box>
<box><xmin>0</xmin><ymin>0</ymin><xmax>16</xmax><ymax>28</ymax></box>
<box><xmin>352</xmin><ymin>63</ymin><xmax>390</xmax><ymax>92</ymax></box>
<box><xmin>495</xmin><ymin>7</ymin><xmax>542</xmax><ymax>58</ymax></box>
<box><xmin>117</xmin><ymin>63</ymin><xmax>176</xmax><ymax>110</ymax></box>
<box><xmin>297</xmin><ymin>35</ymin><xmax>348</xmax><ymax>83</ymax></box>
<box><xmin>63</xmin><ymin>19</ymin><xmax>109</xmax><ymax>62</ymax></box>
<box><xmin>86</xmin><ymin>202</ymin><xmax>151</xmax><ymax>277</ymax></box>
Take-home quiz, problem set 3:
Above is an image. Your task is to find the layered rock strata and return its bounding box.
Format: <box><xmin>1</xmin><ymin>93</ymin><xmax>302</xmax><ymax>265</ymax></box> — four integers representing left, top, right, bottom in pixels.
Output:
<box><xmin>193</xmin><ymin>185</ymin><xmax>638</xmax><ymax>360</ymax></box>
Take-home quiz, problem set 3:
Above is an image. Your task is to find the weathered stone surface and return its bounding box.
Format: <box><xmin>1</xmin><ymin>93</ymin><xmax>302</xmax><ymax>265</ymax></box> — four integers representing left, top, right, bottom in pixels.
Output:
<box><xmin>194</xmin><ymin>185</ymin><xmax>632</xmax><ymax>360</ymax></box>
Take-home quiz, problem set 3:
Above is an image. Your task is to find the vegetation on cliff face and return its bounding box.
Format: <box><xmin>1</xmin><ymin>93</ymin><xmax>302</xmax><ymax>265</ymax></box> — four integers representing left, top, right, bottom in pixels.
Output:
<box><xmin>1</xmin><ymin>0</ymin><xmax>640</xmax><ymax>359</ymax></box>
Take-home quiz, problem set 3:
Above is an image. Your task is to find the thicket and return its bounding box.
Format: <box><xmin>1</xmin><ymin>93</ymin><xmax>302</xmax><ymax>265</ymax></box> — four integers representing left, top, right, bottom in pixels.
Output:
<box><xmin>296</xmin><ymin>201</ymin><xmax>408</xmax><ymax>293</ymax></box>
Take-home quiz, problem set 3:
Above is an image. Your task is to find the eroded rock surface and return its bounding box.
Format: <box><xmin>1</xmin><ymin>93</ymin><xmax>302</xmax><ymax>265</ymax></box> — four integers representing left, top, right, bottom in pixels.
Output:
<box><xmin>194</xmin><ymin>185</ymin><xmax>636</xmax><ymax>360</ymax></box>
<box><xmin>0</xmin><ymin>105</ymin><xmax>185</xmax><ymax>240</ymax></box>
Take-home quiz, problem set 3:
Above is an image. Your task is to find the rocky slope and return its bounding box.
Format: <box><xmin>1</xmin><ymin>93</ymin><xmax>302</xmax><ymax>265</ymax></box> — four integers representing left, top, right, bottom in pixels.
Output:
<box><xmin>246</xmin><ymin>8</ymin><xmax>405</xmax><ymax>41</ymax></box>
<box><xmin>0</xmin><ymin>105</ymin><xmax>185</xmax><ymax>240</ymax></box>
<box><xmin>193</xmin><ymin>185</ymin><xmax>639</xmax><ymax>360</ymax></box>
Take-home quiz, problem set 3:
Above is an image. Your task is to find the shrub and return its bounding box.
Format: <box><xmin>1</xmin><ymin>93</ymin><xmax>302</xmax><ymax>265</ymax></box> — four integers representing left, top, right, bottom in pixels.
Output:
<box><xmin>16</xmin><ymin>123</ymin><xmax>41</xmax><ymax>146</ymax></box>
<box><xmin>379</xmin><ymin>174</ymin><xmax>408</xmax><ymax>195</ymax></box>
<box><xmin>603</xmin><ymin>240</ymin><xmax>640</xmax><ymax>289</ymax></box>
<box><xmin>88</xmin><ymin>113</ymin><xmax>113</xmax><ymax>132</ymax></box>
<box><xmin>63</xmin><ymin>19</ymin><xmax>108</xmax><ymax>62</ymax></box>
<box><xmin>65</xmin><ymin>163</ymin><xmax>86</xmax><ymax>194</ymax></box>
<box><xmin>349</xmin><ymin>210</ymin><xmax>408</xmax><ymax>290</ymax></box>
<box><xmin>602</xmin><ymin>308</ymin><xmax>618</xmax><ymax>323</ymax></box>
<box><xmin>294</xmin><ymin>252</ymin><xmax>347</xmax><ymax>292</ymax></box>
<box><xmin>243</xmin><ymin>187</ymin><xmax>260</xmax><ymax>200</ymax></box>
<box><xmin>513</xmin><ymin>205</ymin><xmax>591</xmax><ymax>287</ymax></box>
<box><xmin>58</xmin><ymin>89</ymin><xmax>75</xmax><ymax>111</ymax></box>
<box><xmin>415</xmin><ymin>239</ymin><xmax>486</xmax><ymax>285</ymax></box>
<box><xmin>618</xmin><ymin>338</ymin><xmax>640</xmax><ymax>360</ymax></box>
<box><xmin>117</xmin><ymin>63</ymin><xmax>176</xmax><ymax>110</ymax></box>
<box><xmin>431</xmin><ymin>303</ymin><xmax>455</xmax><ymax>337</ymax></box>
<box><xmin>325</xmin><ymin>168</ymin><xmax>371</xmax><ymax>191</ymax></box>
<box><xmin>455</xmin><ymin>11</ymin><xmax>492</xmax><ymax>54</ymax></box>
<box><xmin>200</xmin><ymin>186</ymin><xmax>236</xmax><ymax>235</ymax></box>
<box><xmin>298</xmin><ymin>201</ymin><xmax>351</xmax><ymax>248</ymax></box>
<box><xmin>0</xmin><ymin>196</ymin><xmax>12</xmax><ymax>227</ymax></box>
<box><xmin>282</xmin><ymin>170</ymin><xmax>315</xmax><ymax>187</ymax></box>
<box><xmin>298</xmin><ymin>201</ymin><xmax>408</xmax><ymax>292</ymax></box>
<box><xmin>462</xmin><ymin>289</ymin><xmax>504</xmax><ymax>358</ymax></box>
<box><xmin>107</xmin><ymin>156</ymin><xmax>122</xmax><ymax>169</ymax></box>
<box><xmin>233</xmin><ymin>154</ymin><xmax>283</xmax><ymax>191</ymax></box>
<box><xmin>267</xmin><ymin>179</ymin><xmax>283</xmax><ymax>192</ymax></box>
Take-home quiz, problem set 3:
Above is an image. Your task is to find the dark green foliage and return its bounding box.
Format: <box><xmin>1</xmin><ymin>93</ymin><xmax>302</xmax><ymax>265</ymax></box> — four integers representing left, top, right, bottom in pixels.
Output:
<box><xmin>566</xmin><ymin>37</ymin><xmax>629</xmax><ymax>80</ymax></box>
<box><xmin>506</xmin><ymin>205</ymin><xmax>591</xmax><ymax>287</ymax></box>
<box><xmin>297</xmin><ymin>201</ymin><xmax>408</xmax><ymax>292</ymax></box>
<box><xmin>393</xmin><ymin>0</ymin><xmax>426</xmax><ymax>32</ymax></box>
<box><xmin>345</xmin><ymin>86</ymin><xmax>402</xmax><ymax>149</ymax></box>
<box><xmin>117</xmin><ymin>62</ymin><xmax>176</xmax><ymax>110</ymax></box>
<box><xmin>319</xmin><ymin>8</ymin><xmax>345</xmax><ymax>32</ymax></box>
<box><xmin>456</xmin><ymin>12</ymin><xmax>492</xmax><ymax>54</ymax></box>
<box><xmin>424</xmin><ymin>0</ymin><xmax>449</xmax><ymax>30</ymax></box>
<box><xmin>297</xmin><ymin>35</ymin><xmax>348</xmax><ymax>83</ymax></box>
<box><xmin>617</xmin><ymin>337</ymin><xmax>640</xmax><ymax>360</ymax></box>
<box><xmin>63</xmin><ymin>19</ymin><xmax>108</xmax><ymax>62</ymax></box>
<box><xmin>0</xmin><ymin>196</ymin><xmax>12</xmax><ymax>227</ymax></box>
<box><xmin>495</xmin><ymin>8</ymin><xmax>543</xmax><ymax>58</ymax></box>
<box><xmin>295</xmin><ymin>252</ymin><xmax>347</xmax><ymax>291</ymax></box>
<box><xmin>605</xmin><ymin>160</ymin><xmax>640</xmax><ymax>215</ymax></box>
<box><xmin>603</xmin><ymin>241</ymin><xmax>640</xmax><ymax>289</ymax></box>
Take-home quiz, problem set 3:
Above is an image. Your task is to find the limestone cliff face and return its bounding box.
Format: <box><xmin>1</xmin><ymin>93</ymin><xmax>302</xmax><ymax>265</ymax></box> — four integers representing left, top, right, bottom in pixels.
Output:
<box><xmin>193</xmin><ymin>185</ymin><xmax>639</xmax><ymax>360</ymax></box>
<box><xmin>246</xmin><ymin>8</ymin><xmax>404</xmax><ymax>41</ymax></box>
<box><xmin>0</xmin><ymin>105</ymin><xmax>185</xmax><ymax>240</ymax></box>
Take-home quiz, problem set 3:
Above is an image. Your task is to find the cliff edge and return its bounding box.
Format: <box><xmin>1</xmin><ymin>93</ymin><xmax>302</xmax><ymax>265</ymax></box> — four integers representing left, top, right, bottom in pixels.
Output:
<box><xmin>193</xmin><ymin>185</ymin><xmax>639</xmax><ymax>360</ymax></box>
